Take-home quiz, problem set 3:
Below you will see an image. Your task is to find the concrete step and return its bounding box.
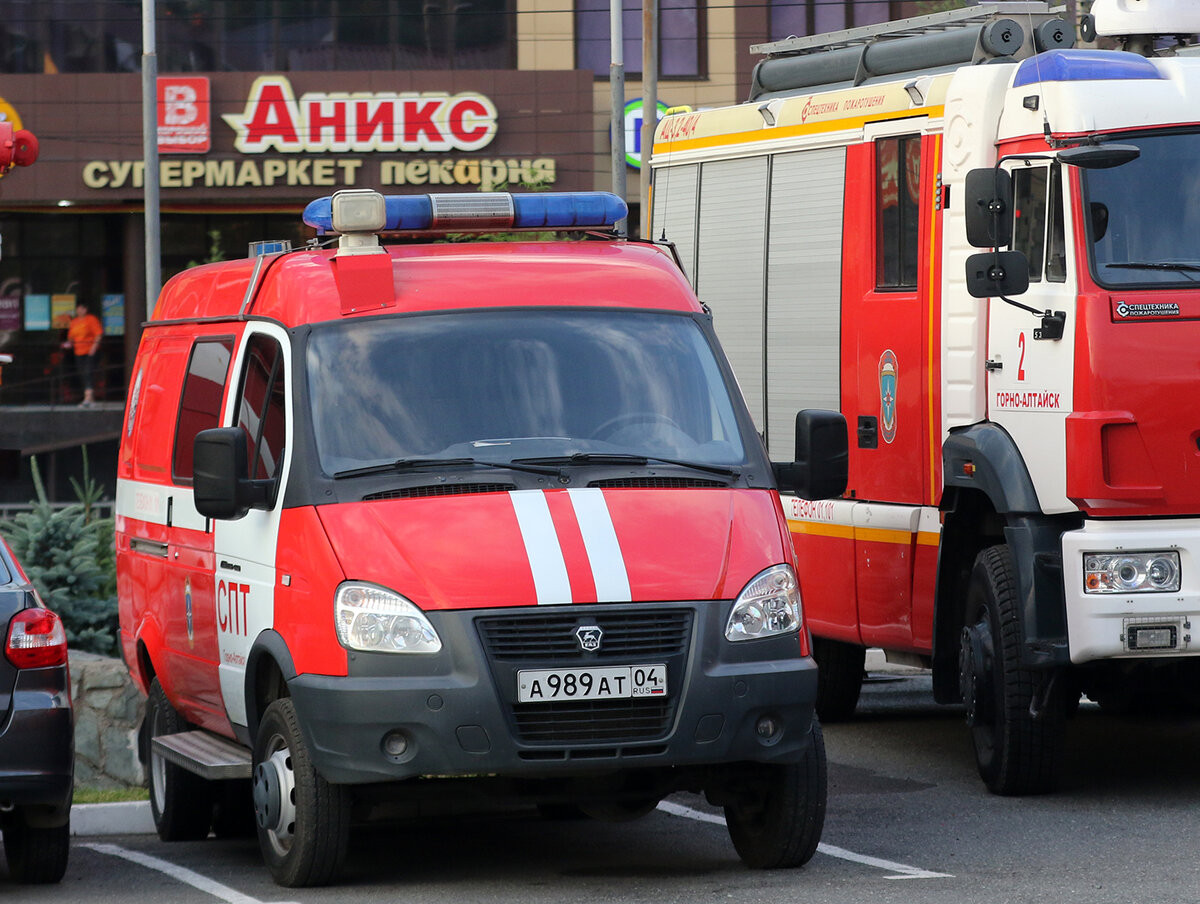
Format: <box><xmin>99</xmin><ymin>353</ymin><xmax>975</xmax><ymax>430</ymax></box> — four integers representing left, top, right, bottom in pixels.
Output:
<box><xmin>152</xmin><ymin>730</ymin><xmax>252</xmax><ymax>780</ymax></box>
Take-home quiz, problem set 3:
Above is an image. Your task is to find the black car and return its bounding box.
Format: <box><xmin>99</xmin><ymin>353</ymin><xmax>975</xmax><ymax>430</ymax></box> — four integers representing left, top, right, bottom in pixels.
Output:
<box><xmin>0</xmin><ymin>536</ymin><xmax>72</xmax><ymax>883</ymax></box>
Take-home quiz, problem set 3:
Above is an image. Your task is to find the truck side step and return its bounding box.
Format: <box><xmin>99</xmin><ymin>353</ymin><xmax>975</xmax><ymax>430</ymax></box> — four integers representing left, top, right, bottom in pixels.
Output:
<box><xmin>152</xmin><ymin>730</ymin><xmax>253</xmax><ymax>780</ymax></box>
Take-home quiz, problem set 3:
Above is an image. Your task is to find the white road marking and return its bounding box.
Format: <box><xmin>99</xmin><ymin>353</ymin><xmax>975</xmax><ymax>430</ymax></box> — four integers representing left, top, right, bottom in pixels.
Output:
<box><xmin>82</xmin><ymin>842</ymin><xmax>298</xmax><ymax>904</ymax></box>
<box><xmin>656</xmin><ymin>800</ymin><xmax>954</xmax><ymax>879</ymax></box>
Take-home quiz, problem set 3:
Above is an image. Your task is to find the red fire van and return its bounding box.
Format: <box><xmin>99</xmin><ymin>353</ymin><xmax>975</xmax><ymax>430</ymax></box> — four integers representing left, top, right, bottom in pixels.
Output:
<box><xmin>116</xmin><ymin>190</ymin><xmax>847</xmax><ymax>886</ymax></box>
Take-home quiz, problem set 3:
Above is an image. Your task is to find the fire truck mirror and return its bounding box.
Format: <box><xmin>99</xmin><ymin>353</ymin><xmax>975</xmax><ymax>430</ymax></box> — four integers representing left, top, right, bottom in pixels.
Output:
<box><xmin>964</xmin><ymin>250</ymin><xmax>1030</xmax><ymax>299</ymax></box>
<box><xmin>964</xmin><ymin>168</ymin><xmax>1013</xmax><ymax>249</ymax></box>
<box><xmin>194</xmin><ymin>427</ymin><xmax>253</xmax><ymax>520</ymax></box>
<box><xmin>1056</xmin><ymin>143</ymin><xmax>1140</xmax><ymax>171</ymax></box>
<box><xmin>773</xmin><ymin>409</ymin><xmax>848</xmax><ymax>500</ymax></box>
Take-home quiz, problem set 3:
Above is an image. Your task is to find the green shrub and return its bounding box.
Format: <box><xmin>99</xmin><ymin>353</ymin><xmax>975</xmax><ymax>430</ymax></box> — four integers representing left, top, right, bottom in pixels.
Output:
<box><xmin>1</xmin><ymin>453</ymin><xmax>118</xmax><ymax>656</ymax></box>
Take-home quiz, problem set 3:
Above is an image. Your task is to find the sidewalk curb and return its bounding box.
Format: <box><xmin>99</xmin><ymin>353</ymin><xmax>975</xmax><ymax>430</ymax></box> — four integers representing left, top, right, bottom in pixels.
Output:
<box><xmin>71</xmin><ymin>801</ymin><xmax>156</xmax><ymax>836</ymax></box>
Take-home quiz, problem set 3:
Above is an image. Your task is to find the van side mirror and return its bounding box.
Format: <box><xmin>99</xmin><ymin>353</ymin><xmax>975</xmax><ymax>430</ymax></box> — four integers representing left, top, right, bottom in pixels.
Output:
<box><xmin>965</xmin><ymin>168</ymin><xmax>1013</xmax><ymax>248</ymax></box>
<box><xmin>965</xmin><ymin>250</ymin><xmax>1030</xmax><ymax>298</ymax></box>
<box><xmin>772</xmin><ymin>409</ymin><xmax>848</xmax><ymax>500</ymax></box>
<box><xmin>194</xmin><ymin>427</ymin><xmax>274</xmax><ymax>520</ymax></box>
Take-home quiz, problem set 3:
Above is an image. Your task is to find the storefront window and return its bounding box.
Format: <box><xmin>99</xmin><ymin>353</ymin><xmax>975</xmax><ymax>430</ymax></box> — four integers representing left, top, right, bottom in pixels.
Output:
<box><xmin>576</xmin><ymin>0</ymin><xmax>703</xmax><ymax>79</ymax></box>
<box><xmin>0</xmin><ymin>0</ymin><xmax>515</xmax><ymax>73</ymax></box>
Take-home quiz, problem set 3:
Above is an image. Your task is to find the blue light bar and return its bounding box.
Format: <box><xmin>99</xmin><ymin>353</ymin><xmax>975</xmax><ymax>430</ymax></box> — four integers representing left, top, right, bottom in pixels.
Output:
<box><xmin>1014</xmin><ymin>49</ymin><xmax>1162</xmax><ymax>88</ymax></box>
<box><xmin>303</xmin><ymin>191</ymin><xmax>628</xmax><ymax>234</ymax></box>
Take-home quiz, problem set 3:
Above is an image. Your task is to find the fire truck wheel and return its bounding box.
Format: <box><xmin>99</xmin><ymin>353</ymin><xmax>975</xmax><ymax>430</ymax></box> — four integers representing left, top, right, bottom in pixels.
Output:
<box><xmin>812</xmin><ymin>638</ymin><xmax>865</xmax><ymax>722</ymax></box>
<box><xmin>2</xmin><ymin>814</ymin><xmax>69</xmax><ymax>884</ymax></box>
<box><xmin>145</xmin><ymin>678</ymin><xmax>213</xmax><ymax>841</ymax></box>
<box><xmin>252</xmin><ymin>698</ymin><xmax>350</xmax><ymax>887</ymax></box>
<box><xmin>723</xmin><ymin>720</ymin><xmax>827</xmax><ymax>869</ymax></box>
<box><xmin>960</xmin><ymin>545</ymin><xmax>1064</xmax><ymax>796</ymax></box>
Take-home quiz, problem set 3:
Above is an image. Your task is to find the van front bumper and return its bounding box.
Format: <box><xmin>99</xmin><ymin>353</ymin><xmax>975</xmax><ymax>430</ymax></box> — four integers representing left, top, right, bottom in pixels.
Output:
<box><xmin>287</xmin><ymin>602</ymin><xmax>817</xmax><ymax>784</ymax></box>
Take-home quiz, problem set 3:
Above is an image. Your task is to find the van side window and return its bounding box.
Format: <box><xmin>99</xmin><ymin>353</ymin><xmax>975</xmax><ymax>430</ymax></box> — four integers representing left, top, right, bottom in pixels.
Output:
<box><xmin>235</xmin><ymin>334</ymin><xmax>286</xmax><ymax>482</ymax></box>
<box><xmin>1012</xmin><ymin>163</ymin><xmax>1066</xmax><ymax>284</ymax></box>
<box><xmin>172</xmin><ymin>337</ymin><xmax>234</xmax><ymax>482</ymax></box>
<box><xmin>876</xmin><ymin>134</ymin><xmax>921</xmax><ymax>289</ymax></box>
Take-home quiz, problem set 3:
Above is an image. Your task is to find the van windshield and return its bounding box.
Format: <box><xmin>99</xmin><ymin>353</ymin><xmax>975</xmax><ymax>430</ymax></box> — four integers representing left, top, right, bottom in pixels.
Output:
<box><xmin>1083</xmin><ymin>130</ymin><xmax>1200</xmax><ymax>288</ymax></box>
<box><xmin>305</xmin><ymin>309</ymin><xmax>749</xmax><ymax>477</ymax></box>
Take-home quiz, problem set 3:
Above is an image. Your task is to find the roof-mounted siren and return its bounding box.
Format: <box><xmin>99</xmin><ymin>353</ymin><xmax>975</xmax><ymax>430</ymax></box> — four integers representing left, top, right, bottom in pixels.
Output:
<box><xmin>304</xmin><ymin>190</ymin><xmax>628</xmax><ymax>247</ymax></box>
<box><xmin>1083</xmin><ymin>0</ymin><xmax>1200</xmax><ymax>56</ymax></box>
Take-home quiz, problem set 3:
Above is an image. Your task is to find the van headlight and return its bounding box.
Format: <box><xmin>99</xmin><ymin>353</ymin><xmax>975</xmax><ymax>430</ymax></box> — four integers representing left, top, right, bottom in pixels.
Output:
<box><xmin>335</xmin><ymin>582</ymin><xmax>442</xmax><ymax>653</ymax></box>
<box><xmin>1084</xmin><ymin>551</ymin><xmax>1180</xmax><ymax>594</ymax></box>
<box><xmin>725</xmin><ymin>564</ymin><xmax>802</xmax><ymax>641</ymax></box>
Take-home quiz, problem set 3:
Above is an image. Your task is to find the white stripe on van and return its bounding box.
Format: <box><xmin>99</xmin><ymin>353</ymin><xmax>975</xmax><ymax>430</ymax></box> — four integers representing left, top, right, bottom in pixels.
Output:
<box><xmin>568</xmin><ymin>488</ymin><xmax>631</xmax><ymax>602</ymax></box>
<box><xmin>509</xmin><ymin>491</ymin><xmax>572</xmax><ymax>605</ymax></box>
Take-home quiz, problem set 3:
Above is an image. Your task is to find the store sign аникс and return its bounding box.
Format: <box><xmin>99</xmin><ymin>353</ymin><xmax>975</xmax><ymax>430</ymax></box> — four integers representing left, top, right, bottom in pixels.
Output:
<box><xmin>223</xmin><ymin>76</ymin><xmax>498</xmax><ymax>154</ymax></box>
<box><xmin>0</xmin><ymin>69</ymin><xmax>594</xmax><ymax>203</ymax></box>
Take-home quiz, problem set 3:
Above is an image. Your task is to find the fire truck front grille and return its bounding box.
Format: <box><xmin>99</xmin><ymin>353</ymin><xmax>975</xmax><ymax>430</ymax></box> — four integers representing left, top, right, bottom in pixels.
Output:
<box><xmin>476</xmin><ymin>610</ymin><xmax>692</xmax><ymax>661</ymax></box>
<box><xmin>511</xmin><ymin>698</ymin><xmax>673</xmax><ymax>743</ymax></box>
<box><xmin>588</xmin><ymin>477</ymin><xmax>727</xmax><ymax>489</ymax></box>
<box><xmin>364</xmin><ymin>482</ymin><xmax>516</xmax><ymax>501</ymax></box>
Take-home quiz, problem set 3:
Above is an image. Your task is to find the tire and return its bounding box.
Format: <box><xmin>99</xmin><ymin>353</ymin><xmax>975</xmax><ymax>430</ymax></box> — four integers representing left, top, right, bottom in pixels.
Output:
<box><xmin>812</xmin><ymin>638</ymin><xmax>866</xmax><ymax>722</ymax></box>
<box><xmin>2</xmin><ymin>815</ymin><xmax>69</xmax><ymax>884</ymax></box>
<box><xmin>145</xmin><ymin>678</ymin><xmax>212</xmax><ymax>841</ymax></box>
<box><xmin>723</xmin><ymin>720</ymin><xmax>827</xmax><ymax>869</ymax></box>
<box><xmin>252</xmin><ymin>698</ymin><xmax>350</xmax><ymax>887</ymax></box>
<box><xmin>959</xmin><ymin>545</ymin><xmax>1064</xmax><ymax>795</ymax></box>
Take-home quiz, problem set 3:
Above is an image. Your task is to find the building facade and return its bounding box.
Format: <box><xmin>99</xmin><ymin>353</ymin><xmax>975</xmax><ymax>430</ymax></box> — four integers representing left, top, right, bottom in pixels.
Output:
<box><xmin>0</xmin><ymin>0</ymin><xmax>913</xmax><ymax>502</ymax></box>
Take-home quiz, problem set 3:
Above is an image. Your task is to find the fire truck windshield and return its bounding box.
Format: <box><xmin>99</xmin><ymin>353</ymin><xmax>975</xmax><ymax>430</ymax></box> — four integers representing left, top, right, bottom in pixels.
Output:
<box><xmin>1082</xmin><ymin>130</ymin><xmax>1200</xmax><ymax>288</ymax></box>
<box><xmin>305</xmin><ymin>309</ymin><xmax>749</xmax><ymax>478</ymax></box>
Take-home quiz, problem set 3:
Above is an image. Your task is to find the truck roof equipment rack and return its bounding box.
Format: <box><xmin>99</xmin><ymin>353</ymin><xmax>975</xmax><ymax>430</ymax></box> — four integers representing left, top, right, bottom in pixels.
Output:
<box><xmin>748</xmin><ymin>2</ymin><xmax>1073</xmax><ymax>101</ymax></box>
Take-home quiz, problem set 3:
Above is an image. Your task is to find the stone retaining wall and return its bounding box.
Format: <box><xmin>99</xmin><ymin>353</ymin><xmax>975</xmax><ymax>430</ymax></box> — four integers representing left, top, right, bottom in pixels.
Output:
<box><xmin>69</xmin><ymin>651</ymin><xmax>145</xmax><ymax>789</ymax></box>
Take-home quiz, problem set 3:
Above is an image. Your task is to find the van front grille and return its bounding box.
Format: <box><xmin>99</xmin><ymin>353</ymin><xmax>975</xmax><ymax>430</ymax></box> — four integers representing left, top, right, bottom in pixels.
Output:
<box><xmin>512</xmin><ymin>698</ymin><xmax>674</xmax><ymax>743</ymax></box>
<box><xmin>476</xmin><ymin>610</ymin><xmax>692</xmax><ymax>661</ymax></box>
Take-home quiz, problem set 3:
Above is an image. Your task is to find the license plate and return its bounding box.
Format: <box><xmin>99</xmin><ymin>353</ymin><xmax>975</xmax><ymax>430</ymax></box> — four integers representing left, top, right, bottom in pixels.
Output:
<box><xmin>517</xmin><ymin>664</ymin><xmax>667</xmax><ymax>703</ymax></box>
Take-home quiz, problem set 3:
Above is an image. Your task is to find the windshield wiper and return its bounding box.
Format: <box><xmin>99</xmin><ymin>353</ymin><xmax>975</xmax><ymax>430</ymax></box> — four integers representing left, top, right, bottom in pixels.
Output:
<box><xmin>515</xmin><ymin>452</ymin><xmax>740</xmax><ymax>479</ymax></box>
<box><xmin>333</xmin><ymin>457</ymin><xmax>561</xmax><ymax>479</ymax></box>
<box><xmin>1106</xmin><ymin>261</ymin><xmax>1200</xmax><ymax>273</ymax></box>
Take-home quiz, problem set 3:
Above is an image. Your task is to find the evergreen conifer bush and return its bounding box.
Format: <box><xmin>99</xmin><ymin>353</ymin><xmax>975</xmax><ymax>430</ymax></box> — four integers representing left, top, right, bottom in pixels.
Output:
<box><xmin>1</xmin><ymin>453</ymin><xmax>118</xmax><ymax>656</ymax></box>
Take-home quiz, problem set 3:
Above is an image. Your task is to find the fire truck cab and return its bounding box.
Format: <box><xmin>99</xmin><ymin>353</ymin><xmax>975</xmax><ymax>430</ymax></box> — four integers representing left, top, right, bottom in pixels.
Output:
<box><xmin>650</xmin><ymin>0</ymin><xmax>1200</xmax><ymax>796</ymax></box>
<box><xmin>116</xmin><ymin>190</ymin><xmax>846</xmax><ymax>886</ymax></box>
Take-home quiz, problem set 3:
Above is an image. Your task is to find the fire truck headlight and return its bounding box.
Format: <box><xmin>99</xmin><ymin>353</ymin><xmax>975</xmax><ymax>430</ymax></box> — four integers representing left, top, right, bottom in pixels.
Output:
<box><xmin>335</xmin><ymin>582</ymin><xmax>442</xmax><ymax>653</ymax></box>
<box><xmin>1084</xmin><ymin>551</ymin><xmax>1180</xmax><ymax>594</ymax></box>
<box><xmin>725</xmin><ymin>565</ymin><xmax>802</xmax><ymax>641</ymax></box>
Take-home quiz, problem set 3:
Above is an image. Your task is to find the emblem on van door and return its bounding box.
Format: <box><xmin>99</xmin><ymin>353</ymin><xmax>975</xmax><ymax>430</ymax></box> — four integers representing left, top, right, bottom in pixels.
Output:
<box><xmin>576</xmin><ymin>625</ymin><xmax>603</xmax><ymax>652</ymax></box>
<box><xmin>879</xmin><ymin>349</ymin><xmax>898</xmax><ymax>445</ymax></box>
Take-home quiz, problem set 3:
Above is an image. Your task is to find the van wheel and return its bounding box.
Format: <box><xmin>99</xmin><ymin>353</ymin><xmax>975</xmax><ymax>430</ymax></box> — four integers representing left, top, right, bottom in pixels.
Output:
<box><xmin>960</xmin><ymin>545</ymin><xmax>1064</xmax><ymax>795</ymax></box>
<box><xmin>146</xmin><ymin>678</ymin><xmax>212</xmax><ymax>841</ymax></box>
<box><xmin>253</xmin><ymin>698</ymin><xmax>349</xmax><ymax>887</ymax></box>
<box><xmin>2</xmin><ymin>814</ymin><xmax>69</xmax><ymax>883</ymax></box>
<box><xmin>723</xmin><ymin>720</ymin><xmax>827</xmax><ymax>869</ymax></box>
<box><xmin>812</xmin><ymin>638</ymin><xmax>865</xmax><ymax>722</ymax></box>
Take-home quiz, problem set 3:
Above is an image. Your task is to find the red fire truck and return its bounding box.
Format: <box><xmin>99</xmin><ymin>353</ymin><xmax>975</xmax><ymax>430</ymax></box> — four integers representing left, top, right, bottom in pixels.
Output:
<box><xmin>649</xmin><ymin>0</ymin><xmax>1200</xmax><ymax>795</ymax></box>
<box><xmin>116</xmin><ymin>189</ymin><xmax>847</xmax><ymax>885</ymax></box>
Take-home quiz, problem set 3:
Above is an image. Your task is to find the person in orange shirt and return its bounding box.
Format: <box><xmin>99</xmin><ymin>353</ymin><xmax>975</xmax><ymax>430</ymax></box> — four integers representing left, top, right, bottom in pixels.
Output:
<box><xmin>62</xmin><ymin>303</ymin><xmax>103</xmax><ymax>407</ymax></box>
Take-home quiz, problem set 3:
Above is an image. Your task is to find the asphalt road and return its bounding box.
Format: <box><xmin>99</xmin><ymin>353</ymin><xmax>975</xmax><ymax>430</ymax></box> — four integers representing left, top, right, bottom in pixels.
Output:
<box><xmin>9</xmin><ymin>666</ymin><xmax>1200</xmax><ymax>903</ymax></box>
